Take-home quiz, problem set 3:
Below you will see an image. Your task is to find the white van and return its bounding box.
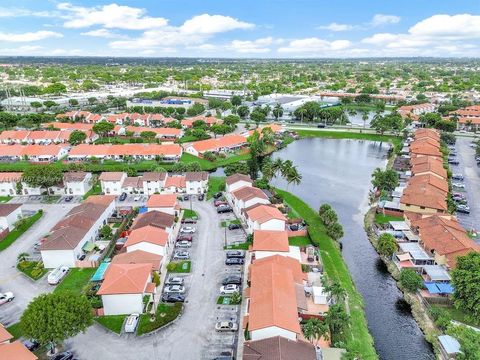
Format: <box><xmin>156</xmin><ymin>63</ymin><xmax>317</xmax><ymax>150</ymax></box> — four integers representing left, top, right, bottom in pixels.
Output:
<box><xmin>47</xmin><ymin>266</ymin><xmax>69</xmax><ymax>285</ymax></box>
<box><xmin>124</xmin><ymin>314</ymin><xmax>140</xmax><ymax>333</ymax></box>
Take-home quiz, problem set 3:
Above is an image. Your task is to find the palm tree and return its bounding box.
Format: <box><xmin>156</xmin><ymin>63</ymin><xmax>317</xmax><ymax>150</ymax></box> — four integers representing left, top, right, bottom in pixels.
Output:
<box><xmin>271</xmin><ymin>158</ymin><xmax>284</xmax><ymax>185</ymax></box>
<box><xmin>280</xmin><ymin>160</ymin><xmax>293</xmax><ymax>180</ymax></box>
<box><xmin>298</xmin><ymin>108</ymin><xmax>308</xmax><ymax>123</ymax></box>
<box><xmin>286</xmin><ymin>165</ymin><xmax>302</xmax><ymax>190</ymax></box>
<box><xmin>323</xmin><ymin>277</ymin><xmax>346</xmax><ymax>304</ymax></box>
<box><xmin>362</xmin><ymin>111</ymin><xmax>369</xmax><ymax>129</ymax></box>
<box><xmin>325</xmin><ymin>303</ymin><xmax>349</xmax><ymax>336</ymax></box>
<box><xmin>302</xmin><ymin>318</ymin><xmax>330</xmax><ymax>346</ymax></box>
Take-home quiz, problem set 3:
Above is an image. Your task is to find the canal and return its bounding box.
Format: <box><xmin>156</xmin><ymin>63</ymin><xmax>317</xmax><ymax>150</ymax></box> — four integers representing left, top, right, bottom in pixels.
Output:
<box><xmin>273</xmin><ymin>138</ymin><xmax>434</xmax><ymax>360</ymax></box>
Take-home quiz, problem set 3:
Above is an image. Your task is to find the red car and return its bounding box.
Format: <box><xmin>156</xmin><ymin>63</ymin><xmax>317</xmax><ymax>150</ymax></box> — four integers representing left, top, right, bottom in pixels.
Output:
<box><xmin>214</xmin><ymin>200</ymin><xmax>228</xmax><ymax>207</ymax></box>
<box><xmin>177</xmin><ymin>235</ymin><xmax>193</xmax><ymax>242</ymax></box>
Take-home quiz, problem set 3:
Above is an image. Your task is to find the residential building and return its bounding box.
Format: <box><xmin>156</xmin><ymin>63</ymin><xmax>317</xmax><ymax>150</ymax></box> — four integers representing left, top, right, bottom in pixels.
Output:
<box><xmin>231</xmin><ymin>186</ymin><xmax>270</xmax><ymax>216</ymax></box>
<box><xmin>0</xmin><ymin>204</ymin><xmax>22</xmax><ymax>231</ymax></box>
<box><xmin>245</xmin><ymin>204</ymin><xmax>287</xmax><ymax>234</ymax></box>
<box><xmin>68</xmin><ymin>144</ymin><xmax>182</xmax><ymax>162</ymax></box>
<box><xmin>225</xmin><ymin>173</ymin><xmax>253</xmax><ymax>194</ymax></box>
<box><xmin>163</xmin><ymin>176</ymin><xmax>186</xmax><ymax>194</ymax></box>
<box><xmin>398</xmin><ymin>103</ymin><xmax>435</xmax><ymax>119</ymax></box>
<box><xmin>40</xmin><ymin>196</ymin><xmax>116</xmax><ymax>268</ymax></box>
<box><xmin>64</xmin><ymin>172</ymin><xmax>93</xmax><ymax>196</ymax></box>
<box><xmin>97</xmin><ymin>263</ymin><xmax>155</xmax><ymax>315</ymax></box>
<box><xmin>111</xmin><ymin>249</ymin><xmax>162</xmax><ymax>272</ymax></box>
<box><xmin>130</xmin><ymin>210</ymin><xmax>176</xmax><ymax>243</ymax></box>
<box><xmin>0</xmin><ymin>144</ymin><xmax>69</xmax><ymax>163</ymax></box>
<box><xmin>141</xmin><ymin>172</ymin><xmax>167</xmax><ymax>195</ymax></box>
<box><xmin>183</xmin><ymin>134</ymin><xmax>247</xmax><ymax>157</ymax></box>
<box><xmin>145</xmin><ymin>194</ymin><xmax>178</xmax><ymax>215</ymax></box>
<box><xmin>185</xmin><ymin>171</ymin><xmax>209</xmax><ymax>195</ymax></box>
<box><xmin>99</xmin><ymin>172</ymin><xmax>127</xmax><ymax>195</ymax></box>
<box><xmin>400</xmin><ymin>183</ymin><xmax>447</xmax><ymax>214</ymax></box>
<box><xmin>243</xmin><ymin>336</ymin><xmax>316</xmax><ymax>360</ymax></box>
<box><xmin>0</xmin><ymin>172</ymin><xmax>22</xmax><ymax>196</ymax></box>
<box><xmin>410</xmin><ymin>157</ymin><xmax>447</xmax><ymax>180</ymax></box>
<box><xmin>251</xmin><ymin>230</ymin><xmax>302</xmax><ymax>262</ymax></box>
<box><xmin>124</xmin><ymin>225</ymin><xmax>170</xmax><ymax>257</ymax></box>
<box><xmin>122</xmin><ymin>176</ymin><xmax>143</xmax><ymax>194</ymax></box>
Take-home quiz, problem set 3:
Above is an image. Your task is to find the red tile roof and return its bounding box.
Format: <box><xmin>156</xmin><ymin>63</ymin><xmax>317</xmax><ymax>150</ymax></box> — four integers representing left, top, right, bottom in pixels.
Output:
<box><xmin>111</xmin><ymin>250</ymin><xmax>162</xmax><ymax>271</ymax></box>
<box><xmin>0</xmin><ymin>341</ymin><xmax>38</xmax><ymax>360</ymax></box>
<box><xmin>125</xmin><ymin>225</ymin><xmax>169</xmax><ymax>248</ymax></box>
<box><xmin>146</xmin><ymin>194</ymin><xmax>177</xmax><ymax>208</ymax></box>
<box><xmin>246</xmin><ymin>204</ymin><xmax>286</xmax><ymax>224</ymax></box>
<box><xmin>252</xmin><ymin>230</ymin><xmax>289</xmax><ymax>252</ymax></box>
<box><xmin>97</xmin><ymin>263</ymin><xmax>151</xmax><ymax>295</ymax></box>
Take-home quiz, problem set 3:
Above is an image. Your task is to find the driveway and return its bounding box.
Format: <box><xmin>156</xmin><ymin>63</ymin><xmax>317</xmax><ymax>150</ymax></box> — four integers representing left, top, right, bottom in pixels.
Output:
<box><xmin>66</xmin><ymin>199</ymin><xmax>228</xmax><ymax>360</ymax></box>
<box><xmin>0</xmin><ymin>204</ymin><xmax>75</xmax><ymax>326</ymax></box>
<box><xmin>454</xmin><ymin>137</ymin><xmax>480</xmax><ymax>240</ymax></box>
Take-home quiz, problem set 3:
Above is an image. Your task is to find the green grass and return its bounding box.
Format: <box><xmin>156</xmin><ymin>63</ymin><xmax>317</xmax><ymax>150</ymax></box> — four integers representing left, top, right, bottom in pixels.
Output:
<box><xmin>94</xmin><ymin>315</ymin><xmax>125</xmax><ymax>334</ymax></box>
<box><xmin>221</xmin><ymin>219</ymin><xmax>240</xmax><ymax>227</ymax></box>
<box><xmin>83</xmin><ymin>181</ymin><xmax>102</xmax><ymax>200</ymax></box>
<box><xmin>180</xmin><ymin>152</ymin><xmax>213</xmax><ymax>169</ymax></box>
<box><xmin>180</xmin><ymin>152</ymin><xmax>251</xmax><ymax>171</ymax></box>
<box><xmin>42</xmin><ymin>195</ymin><xmax>61</xmax><ymax>204</ymax></box>
<box><xmin>0</xmin><ymin>210</ymin><xmax>43</xmax><ymax>252</ymax></box>
<box><xmin>217</xmin><ymin>296</ymin><xmax>233</xmax><ymax>305</ymax></box>
<box><xmin>288</xmin><ymin>236</ymin><xmax>312</xmax><ymax>247</ymax></box>
<box><xmin>276</xmin><ymin>189</ymin><xmax>377</xmax><ymax>359</ymax></box>
<box><xmin>207</xmin><ymin>176</ymin><xmax>226</xmax><ymax>200</ymax></box>
<box><xmin>17</xmin><ymin>260</ymin><xmax>48</xmax><ymax>280</ymax></box>
<box><xmin>431</xmin><ymin>304</ymin><xmax>480</xmax><ymax>327</ymax></box>
<box><xmin>54</xmin><ymin>268</ymin><xmax>97</xmax><ymax>295</ymax></box>
<box><xmin>182</xmin><ymin>209</ymin><xmax>197</xmax><ymax>219</ymax></box>
<box><xmin>177</xmin><ymin>135</ymin><xmax>211</xmax><ymax>143</ymax></box>
<box><xmin>224</xmin><ymin>242</ymin><xmax>251</xmax><ymax>250</ymax></box>
<box><xmin>374</xmin><ymin>213</ymin><xmax>404</xmax><ymax>224</ymax></box>
<box><xmin>0</xmin><ymin>196</ymin><xmax>12</xmax><ymax>203</ymax></box>
<box><xmin>295</xmin><ymin>129</ymin><xmax>401</xmax><ymax>147</ymax></box>
<box><xmin>167</xmin><ymin>260</ymin><xmax>191</xmax><ymax>273</ymax></box>
<box><xmin>137</xmin><ymin>303</ymin><xmax>182</xmax><ymax>335</ymax></box>
<box><xmin>6</xmin><ymin>323</ymin><xmax>23</xmax><ymax>340</ymax></box>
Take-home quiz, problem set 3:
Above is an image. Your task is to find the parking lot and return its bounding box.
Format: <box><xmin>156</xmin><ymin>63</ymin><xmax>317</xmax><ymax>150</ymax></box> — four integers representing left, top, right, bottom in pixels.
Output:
<box><xmin>451</xmin><ymin>137</ymin><xmax>480</xmax><ymax>238</ymax></box>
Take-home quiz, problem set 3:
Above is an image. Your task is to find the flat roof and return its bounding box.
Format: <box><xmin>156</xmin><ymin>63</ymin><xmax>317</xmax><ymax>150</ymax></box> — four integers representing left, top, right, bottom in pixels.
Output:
<box><xmin>389</xmin><ymin>221</ymin><xmax>410</xmax><ymax>231</ymax></box>
<box><xmin>423</xmin><ymin>265</ymin><xmax>451</xmax><ymax>281</ymax></box>
<box><xmin>398</xmin><ymin>242</ymin><xmax>432</xmax><ymax>261</ymax></box>
<box><xmin>438</xmin><ymin>335</ymin><xmax>461</xmax><ymax>355</ymax></box>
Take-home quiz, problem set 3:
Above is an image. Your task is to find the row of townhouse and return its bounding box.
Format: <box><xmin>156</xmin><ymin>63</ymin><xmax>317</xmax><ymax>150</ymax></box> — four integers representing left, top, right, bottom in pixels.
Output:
<box><xmin>223</xmin><ymin>175</ymin><xmax>339</xmax><ymax>359</ymax></box>
<box><xmin>99</xmin><ymin>171</ymin><xmax>209</xmax><ymax>196</ymax></box>
<box><xmin>0</xmin><ymin>129</ymin><xmax>72</xmax><ymax>145</ymax></box>
<box><xmin>398</xmin><ymin>103</ymin><xmax>436</xmax><ymax>120</ymax></box>
<box><xmin>184</xmin><ymin>134</ymin><xmax>248</xmax><ymax>157</ymax></box>
<box><xmin>98</xmin><ymin>195</ymin><xmax>181</xmax><ymax>315</ymax></box>
<box><xmin>0</xmin><ymin>171</ymin><xmax>93</xmax><ymax>196</ymax></box>
<box><xmin>0</xmin><ymin>323</ymin><xmax>38</xmax><ymax>360</ymax></box>
<box><xmin>0</xmin><ymin>144</ymin><xmax>69</xmax><ymax>163</ymax></box>
<box><xmin>447</xmin><ymin>105</ymin><xmax>480</xmax><ymax>131</ymax></box>
<box><xmin>378</xmin><ymin>128</ymin><xmax>479</xmax><ymax>302</ymax></box>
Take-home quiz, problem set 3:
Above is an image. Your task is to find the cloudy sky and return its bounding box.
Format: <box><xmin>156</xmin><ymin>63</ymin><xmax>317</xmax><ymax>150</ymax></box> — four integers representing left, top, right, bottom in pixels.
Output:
<box><xmin>0</xmin><ymin>0</ymin><xmax>479</xmax><ymax>57</ymax></box>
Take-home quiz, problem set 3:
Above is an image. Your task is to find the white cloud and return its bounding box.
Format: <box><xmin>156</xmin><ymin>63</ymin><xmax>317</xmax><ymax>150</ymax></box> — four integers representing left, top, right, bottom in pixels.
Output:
<box><xmin>0</xmin><ymin>31</ymin><xmax>63</xmax><ymax>42</ymax></box>
<box><xmin>180</xmin><ymin>14</ymin><xmax>254</xmax><ymax>34</ymax></box>
<box><xmin>409</xmin><ymin>14</ymin><xmax>480</xmax><ymax>40</ymax></box>
<box><xmin>371</xmin><ymin>14</ymin><xmax>401</xmax><ymax>26</ymax></box>
<box><xmin>0</xmin><ymin>45</ymin><xmax>43</xmax><ymax>55</ymax></box>
<box><xmin>58</xmin><ymin>2</ymin><xmax>168</xmax><ymax>30</ymax></box>
<box><xmin>316</xmin><ymin>23</ymin><xmax>354</xmax><ymax>32</ymax></box>
<box><xmin>278</xmin><ymin>37</ymin><xmax>351</xmax><ymax>53</ymax></box>
<box><xmin>228</xmin><ymin>37</ymin><xmax>275</xmax><ymax>53</ymax></box>
<box><xmin>81</xmin><ymin>29</ymin><xmax>127</xmax><ymax>39</ymax></box>
<box><xmin>51</xmin><ymin>48</ymin><xmax>84</xmax><ymax>56</ymax></box>
<box><xmin>0</xmin><ymin>7</ymin><xmax>55</xmax><ymax>18</ymax></box>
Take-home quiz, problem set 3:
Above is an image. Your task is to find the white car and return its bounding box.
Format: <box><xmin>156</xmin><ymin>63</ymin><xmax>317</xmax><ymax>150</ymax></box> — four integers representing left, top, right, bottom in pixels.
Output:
<box><xmin>133</xmin><ymin>196</ymin><xmax>141</xmax><ymax>201</ymax></box>
<box><xmin>215</xmin><ymin>321</ymin><xmax>238</xmax><ymax>332</ymax></box>
<box><xmin>180</xmin><ymin>226</ymin><xmax>196</xmax><ymax>234</ymax></box>
<box><xmin>220</xmin><ymin>284</ymin><xmax>239</xmax><ymax>295</ymax></box>
<box><xmin>163</xmin><ymin>285</ymin><xmax>186</xmax><ymax>294</ymax></box>
<box><xmin>176</xmin><ymin>240</ymin><xmax>192</xmax><ymax>248</ymax></box>
<box><xmin>124</xmin><ymin>313</ymin><xmax>139</xmax><ymax>333</ymax></box>
<box><xmin>47</xmin><ymin>266</ymin><xmax>69</xmax><ymax>285</ymax></box>
<box><xmin>0</xmin><ymin>292</ymin><xmax>14</xmax><ymax>305</ymax></box>
<box><xmin>452</xmin><ymin>183</ymin><xmax>465</xmax><ymax>189</ymax></box>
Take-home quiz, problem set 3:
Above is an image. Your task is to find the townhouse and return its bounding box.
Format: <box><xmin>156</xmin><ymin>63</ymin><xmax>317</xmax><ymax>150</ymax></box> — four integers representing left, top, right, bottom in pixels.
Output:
<box><xmin>183</xmin><ymin>134</ymin><xmax>247</xmax><ymax>157</ymax></box>
<box><xmin>231</xmin><ymin>186</ymin><xmax>270</xmax><ymax>218</ymax></box>
<box><xmin>43</xmin><ymin>122</ymin><xmax>97</xmax><ymax>143</ymax></box>
<box><xmin>185</xmin><ymin>171</ymin><xmax>209</xmax><ymax>195</ymax></box>
<box><xmin>449</xmin><ymin>105</ymin><xmax>480</xmax><ymax>131</ymax></box>
<box><xmin>68</xmin><ymin>144</ymin><xmax>182</xmax><ymax>162</ymax></box>
<box><xmin>163</xmin><ymin>175</ymin><xmax>186</xmax><ymax>194</ymax></box>
<box><xmin>145</xmin><ymin>194</ymin><xmax>179</xmax><ymax>215</ymax></box>
<box><xmin>0</xmin><ymin>130</ymin><xmax>73</xmax><ymax>145</ymax></box>
<box><xmin>141</xmin><ymin>172</ymin><xmax>167</xmax><ymax>195</ymax></box>
<box><xmin>0</xmin><ymin>324</ymin><xmax>37</xmax><ymax>360</ymax></box>
<box><xmin>398</xmin><ymin>103</ymin><xmax>436</xmax><ymax>119</ymax></box>
<box><xmin>410</xmin><ymin>156</ymin><xmax>447</xmax><ymax>180</ymax></box>
<box><xmin>124</xmin><ymin>225</ymin><xmax>170</xmax><ymax>257</ymax></box>
<box><xmin>225</xmin><ymin>173</ymin><xmax>253</xmax><ymax>194</ymax></box>
<box><xmin>245</xmin><ymin>204</ymin><xmax>287</xmax><ymax>234</ymax></box>
<box><xmin>99</xmin><ymin>172</ymin><xmax>127</xmax><ymax>195</ymax></box>
<box><xmin>0</xmin><ymin>204</ymin><xmax>22</xmax><ymax>232</ymax></box>
<box><xmin>0</xmin><ymin>144</ymin><xmax>69</xmax><ymax>163</ymax></box>
<box><xmin>181</xmin><ymin>115</ymin><xmax>221</xmax><ymax>128</ymax></box>
<box><xmin>121</xmin><ymin>126</ymin><xmax>182</xmax><ymax>142</ymax></box>
<box><xmin>0</xmin><ymin>172</ymin><xmax>22</xmax><ymax>196</ymax></box>
<box><xmin>243</xmin><ymin>336</ymin><xmax>316</xmax><ymax>360</ymax></box>
<box><xmin>111</xmin><ymin>249</ymin><xmax>162</xmax><ymax>273</ymax></box>
<box><xmin>40</xmin><ymin>195</ymin><xmax>116</xmax><ymax>268</ymax></box>
<box><xmin>251</xmin><ymin>230</ymin><xmax>302</xmax><ymax>262</ymax></box>
<box><xmin>64</xmin><ymin>171</ymin><xmax>93</xmax><ymax>196</ymax></box>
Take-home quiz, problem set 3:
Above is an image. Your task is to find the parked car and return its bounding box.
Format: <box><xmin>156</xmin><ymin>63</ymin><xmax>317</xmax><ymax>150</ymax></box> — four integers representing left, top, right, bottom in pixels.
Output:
<box><xmin>119</xmin><ymin>192</ymin><xmax>127</xmax><ymax>201</ymax></box>
<box><xmin>177</xmin><ymin>234</ymin><xmax>193</xmax><ymax>242</ymax></box>
<box><xmin>226</xmin><ymin>250</ymin><xmax>245</xmax><ymax>259</ymax></box>
<box><xmin>452</xmin><ymin>183</ymin><xmax>465</xmax><ymax>189</ymax></box>
<box><xmin>222</xmin><ymin>275</ymin><xmax>242</xmax><ymax>286</ymax></box>
<box><xmin>176</xmin><ymin>240</ymin><xmax>192</xmax><ymax>248</ymax></box>
<box><xmin>124</xmin><ymin>313</ymin><xmax>140</xmax><ymax>333</ymax></box>
<box><xmin>133</xmin><ymin>196</ymin><xmax>141</xmax><ymax>201</ymax></box>
<box><xmin>163</xmin><ymin>285</ymin><xmax>186</xmax><ymax>294</ymax></box>
<box><xmin>448</xmin><ymin>159</ymin><xmax>459</xmax><ymax>165</ymax></box>
<box><xmin>51</xmin><ymin>351</ymin><xmax>74</xmax><ymax>360</ymax></box>
<box><xmin>220</xmin><ymin>284</ymin><xmax>240</xmax><ymax>295</ymax></box>
<box><xmin>452</xmin><ymin>174</ymin><xmax>464</xmax><ymax>180</ymax></box>
<box><xmin>228</xmin><ymin>223</ymin><xmax>240</xmax><ymax>230</ymax></box>
<box><xmin>162</xmin><ymin>293</ymin><xmax>185</xmax><ymax>303</ymax></box>
<box><xmin>22</xmin><ymin>339</ymin><xmax>40</xmax><ymax>351</ymax></box>
<box><xmin>181</xmin><ymin>218</ymin><xmax>197</xmax><ymax>224</ymax></box>
<box><xmin>317</xmin><ymin>123</ymin><xmax>326</xmax><ymax>128</ymax></box>
<box><xmin>457</xmin><ymin>205</ymin><xmax>471</xmax><ymax>214</ymax></box>
<box><xmin>214</xmin><ymin>200</ymin><xmax>228</xmax><ymax>207</ymax></box>
<box><xmin>180</xmin><ymin>226</ymin><xmax>196</xmax><ymax>234</ymax></box>
<box><xmin>198</xmin><ymin>194</ymin><xmax>205</xmax><ymax>201</ymax></box>
<box><xmin>213</xmin><ymin>192</ymin><xmax>223</xmax><ymax>199</ymax></box>
<box><xmin>64</xmin><ymin>196</ymin><xmax>74</xmax><ymax>202</ymax></box>
<box><xmin>225</xmin><ymin>258</ymin><xmax>244</xmax><ymax>265</ymax></box>
<box><xmin>217</xmin><ymin>205</ymin><xmax>233</xmax><ymax>214</ymax></box>
<box><xmin>77</xmin><ymin>253</ymin><xmax>86</xmax><ymax>261</ymax></box>
<box><xmin>166</xmin><ymin>276</ymin><xmax>185</xmax><ymax>285</ymax></box>
<box><xmin>215</xmin><ymin>321</ymin><xmax>238</xmax><ymax>332</ymax></box>
<box><xmin>173</xmin><ymin>251</ymin><xmax>190</xmax><ymax>260</ymax></box>
<box><xmin>0</xmin><ymin>292</ymin><xmax>14</xmax><ymax>305</ymax></box>
<box><xmin>47</xmin><ymin>266</ymin><xmax>69</xmax><ymax>285</ymax></box>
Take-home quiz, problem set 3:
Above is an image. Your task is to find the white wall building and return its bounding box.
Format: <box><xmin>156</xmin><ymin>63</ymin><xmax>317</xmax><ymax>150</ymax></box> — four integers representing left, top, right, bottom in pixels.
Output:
<box><xmin>0</xmin><ymin>204</ymin><xmax>22</xmax><ymax>231</ymax></box>
<box><xmin>64</xmin><ymin>172</ymin><xmax>93</xmax><ymax>196</ymax></box>
<box><xmin>99</xmin><ymin>172</ymin><xmax>127</xmax><ymax>195</ymax></box>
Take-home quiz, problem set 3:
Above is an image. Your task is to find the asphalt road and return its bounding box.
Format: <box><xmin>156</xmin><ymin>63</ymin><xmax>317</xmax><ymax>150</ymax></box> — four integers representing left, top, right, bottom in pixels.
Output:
<box><xmin>0</xmin><ymin>203</ymin><xmax>76</xmax><ymax>326</ymax></box>
<box><xmin>452</xmin><ymin>137</ymin><xmax>480</xmax><ymax>239</ymax></box>
<box><xmin>66</xmin><ymin>199</ymin><xmax>230</xmax><ymax>360</ymax></box>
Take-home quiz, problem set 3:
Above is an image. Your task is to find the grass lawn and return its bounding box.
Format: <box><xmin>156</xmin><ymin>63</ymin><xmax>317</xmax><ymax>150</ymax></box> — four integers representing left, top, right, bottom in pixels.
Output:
<box><xmin>431</xmin><ymin>304</ymin><xmax>480</xmax><ymax>327</ymax></box>
<box><xmin>83</xmin><ymin>181</ymin><xmax>102</xmax><ymax>199</ymax></box>
<box><xmin>276</xmin><ymin>189</ymin><xmax>377</xmax><ymax>359</ymax></box>
<box><xmin>167</xmin><ymin>260</ymin><xmax>191</xmax><ymax>273</ymax></box>
<box><xmin>217</xmin><ymin>296</ymin><xmax>233</xmax><ymax>305</ymax></box>
<box><xmin>207</xmin><ymin>176</ymin><xmax>226</xmax><ymax>200</ymax></box>
<box><xmin>17</xmin><ymin>260</ymin><xmax>48</xmax><ymax>280</ymax></box>
<box><xmin>182</xmin><ymin>209</ymin><xmax>198</xmax><ymax>219</ymax></box>
<box><xmin>6</xmin><ymin>323</ymin><xmax>23</xmax><ymax>340</ymax></box>
<box><xmin>220</xmin><ymin>219</ymin><xmax>240</xmax><ymax>227</ymax></box>
<box><xmin>54</xmin><ymin>268</ymin><xmax>96</xmax><ymax>295</ymax></box>
<box><xmin>0</xmin><ymin>196</ymin><xmax>12</xmax><ymax>203</ymax></box>
<box><xmin>42</xmin><ymin>195</ymin><xmax>61</xmax><ymax>204</ymax></box>
<box><xmin>137</xmin><ymin>303</ymin><xmax>182</xmax><ymax>335</ymax></box>
<box><xmin>94</xmin><ymin>315</ymin><xmax>125</xmax><ymax>334</ymax></box>
<box><xmin>179</xmin><ymin>153</ymin><xmax>213</xmax><ymax>170</ymax></box>
<box><xmin>295</xmin><ymin>129</ymin><xmax>401</xmax><ymax>149</ymax></box>
<box><xmin>224</xmin><ymin>242</ymin><xmax>250</xmax><ymax>250</ymax></box>
<box><xmin>288</xmin><ymin>236</ymin><xmax>312</xmax><ymax>247</ymax></box>
<box><xmin>374</xmin><ymin>213</ymin><xmax>404</xmax><ymax>225</ymax></box>
<box><xmin>0</xmin><ymin>210</ymin><xmax>43</xmax><ymax>252</ymax></box>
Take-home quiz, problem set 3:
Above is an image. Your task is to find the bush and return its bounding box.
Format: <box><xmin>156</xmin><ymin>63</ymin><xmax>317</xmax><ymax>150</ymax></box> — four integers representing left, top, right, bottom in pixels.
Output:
<box><xmin>153</xmin><ymin>272</ymin><xmax>160</xmax><ymax>286</ymax></box>
<box><xmin>377</xmin><ymin>233</ymin><xmax>397</xmax><ymax>257</ymax></box>
<box><xmin>167</xmin><ymin>262</ymin><xmax>176</xmax><ymax>272</ymax></box>
<box><xmin>400</xmin><ymin>269</ymin><xmax>423</xmax><ymax>292</ymax></box>
<box><xmin>137</xmin><ymin>303</ymin><xmax>182</xmax><ymax>335</ymax></box>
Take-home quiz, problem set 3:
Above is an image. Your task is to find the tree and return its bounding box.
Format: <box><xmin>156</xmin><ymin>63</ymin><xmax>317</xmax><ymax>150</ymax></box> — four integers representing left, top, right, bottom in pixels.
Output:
<box><xmin>302</xmin><ymin>318</ymin><xmax>330</xmax><ymax>346</ymax></box>
<box><xmin>68</xmin><ymin>99</ymin><xmax>79</xmax><ymax>107</ymax></box>
<box><xmin>43</xmin><ymin>100</ymin><xmax>58</xmax><ymax>109</ymax></box>
<box><xmin>22</xmin><ymin>165</ymin><xmax>62</xmax><ymax>192</ymax></box>
<box><xmin>319</xmin><ymin>203</ymin><xmax>332</xmax><ymax>217</ymax></box>
<box><xmin>20</xmin><ymin>292</ymin><xmax>92</xmax><ymax>353</ymax></box>
<box><xmin>286</xmin><ymin>165</ymin><xmax>302</xmax><ymax>190</ymax></box>
<box><xmin>419</xmin><ymin>113</ymin><xmax>441</xmax><ymax>127</ymax></box>
<box><xmin>325</xmin><ymin>303</ymin><xmax>349</xmax><ymax>336</ymax></box>
<box><xmin>370</xmin><ymin>112</ymin><xmax>404</xmax><ymax>135</ymax></box>
<box><xmin>447</xmin><ymin>324</ymin><xmax>480</xmax><ymax>360</ymax></box>
<box><xmin>231</xmin><ymin>291</ymin><xmax>242</xmax><ymax>305</ymax></box>
<box><xmin>250</xmin><ymin>110</ymin><xmax>266</xmax><ymax>127</ymax></box>
<box><xmin>399</xmin><ymin>269</ymin><xmax>423</xmax><ymax>292</ymax></box>
<box><xmin>377</xmin><ymin>233</ymin><xmax>397</xmax><ymax>257</ymax></box>
<box><xmin>69</xmin><ymin>130</ymin><xmax>87</xmax><ymax>145</ymax></box>
<box><xmin>271</xmin><ymin>158</ymin><xmax>284</xmax><ymax>182</ymax></box>
<box><xmin>321</xmin><ymin>209</ymin><xmax>338</xmax><ymax>226</ymax></box>
<box><xmin>30</xmin><ymin>101</ymin><xmax>43</xmax><ymax>111</ymax></box>
<box><xmin>231</xmin><ymin>95</ymin><xmax>242</xmax><ymax>107</ymax></box>
<box><xmin>326</xmin><ymin>222</ymin><xmax>344</xmax><ymax>241</ymax></box>
<box><xmin>140</xmin><ymin>131</ymin><xmax>157</xmax><ymax>141</ymax></box>
<box><xmin>237</xmin><ymin>105</ymin><xmax>250</xmax><ymax>119</ymax></box>
<box><xmin>272</xmin><ymin>104</ymin><xmax>284</xmax><ymax>120</ymax></box>
<box><xmin>43</xmin><ymin>83</ymin><xmax>66</xmax><ymax>95</ymax></box>
<box><xmin>92</xmin><ymin>121</ymin><xmax>114</xmax><ymax>137</ymax></box>
<box><xmin>100</xmin><ymin>225</ymin><xmax>112</xmax><ymax>239</ymax></box>
<box><xmin>451</xmin><ymin>252</ymin><xmax>480</xmax><ymax>319</ymax></box>
<box><xmin>434</xmin><ymin>119</ymin><xmax>456</xmax><ymax>132</ymax></box>
<box><xmin>323</xmin><ymin>277</ymin><xmax>346</xmax><ymax>303</ymax></box>
<box><xmin>371</xmin><ymin>168</ymin><xmax>399</xmax><ymax>192</ymax></box>
<box><xmin>186</xmin><ymin>103</ymin><xmax>205</xmax><ymax>117</ymax></box>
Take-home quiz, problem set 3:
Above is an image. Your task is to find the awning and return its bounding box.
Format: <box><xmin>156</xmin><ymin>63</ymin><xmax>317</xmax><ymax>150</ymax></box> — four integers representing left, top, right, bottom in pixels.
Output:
<box><xmin>397</xmin><ymin>253</ymin><xmax>412</xmax><ymax>262</ymax></box>
<box><xmin>424</xmin><ymin>282</ymin><xmax>454</xmax><ymax>295</ymax></box>
<box><xmin>82</xmin><ymin>241</ymin><xmax>95</xmax><ymax>252</ymax></box>
<box><xmin>424</xmin><ymin>282</ymin><xmax>441</xmax><ymax>294</ymax></box>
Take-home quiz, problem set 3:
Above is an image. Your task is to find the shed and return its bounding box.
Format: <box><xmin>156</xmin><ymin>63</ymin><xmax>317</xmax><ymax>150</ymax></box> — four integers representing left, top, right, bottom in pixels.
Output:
<box><xmin>312</xmin><ymin>286</ymin><xmax>328</xmax><ymax>305</ymax></box>
<box><xmin>438</xmin><ymin>335</ymin><xmax>461</xmax><ymax>356</ymax></box>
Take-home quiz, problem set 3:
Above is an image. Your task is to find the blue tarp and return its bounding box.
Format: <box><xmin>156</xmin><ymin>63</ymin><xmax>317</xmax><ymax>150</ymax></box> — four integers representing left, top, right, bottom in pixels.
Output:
<box><xmin>424</xmin><ymin>282</ymin><xmax>454</xmax><ymax>295</ymax></box>
<box><xmin>424</xmin><ymin>282</ymin><xmax>441</xmax><ymax>294</ymax></box>
<box><xmin>91</xmin><ymin>262</ymin><xmax>110</xmax><ymax>282</ymax></box>
<box><xmin>138</xmin><ymin>206</ymin><xmax>148</xmax><ymax>214</ymax></box>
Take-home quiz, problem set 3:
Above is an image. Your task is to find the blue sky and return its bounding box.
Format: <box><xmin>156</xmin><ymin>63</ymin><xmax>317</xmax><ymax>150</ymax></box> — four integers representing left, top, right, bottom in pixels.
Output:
<box><xmin>0</xmin><ymin>0</ymin><xmax>479</xmax><ymax>57</ymax></box>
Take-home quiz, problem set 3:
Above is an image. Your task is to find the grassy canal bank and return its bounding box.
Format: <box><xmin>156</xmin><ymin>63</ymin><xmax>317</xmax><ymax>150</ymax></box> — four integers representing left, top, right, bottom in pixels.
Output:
<box><xmin>276</xmin><ymin>189</ymin><xmax>378</xmax><ymax>359</ymax></box>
